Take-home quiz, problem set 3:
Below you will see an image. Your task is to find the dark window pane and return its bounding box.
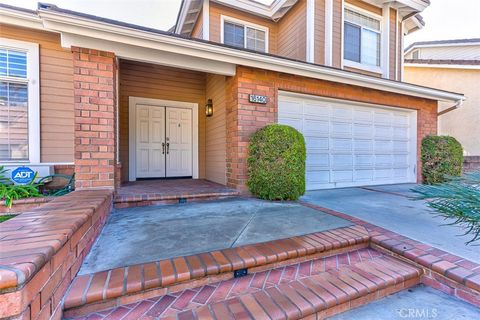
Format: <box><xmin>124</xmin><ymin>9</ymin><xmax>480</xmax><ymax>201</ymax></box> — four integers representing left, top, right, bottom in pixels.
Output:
<box><xmin>224</xmin><ymin>22</ymin><xmax>244</xmax><ymax>48</ymax></box>
<box><xmin>344</xmin><ymin>23</ymin><xmax>361</xmax><ymax>63</ymax></box>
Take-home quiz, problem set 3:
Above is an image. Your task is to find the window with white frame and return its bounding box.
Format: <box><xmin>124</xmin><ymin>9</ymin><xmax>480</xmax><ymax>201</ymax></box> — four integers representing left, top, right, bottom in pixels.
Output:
<box><xmin>222</xmin><ymin>17</ymin><xmax>267</xmax><ymax>52</ymax></box>
<box><xmin>344</xmin><ymin>8</ymin><xmax>381</xmax><ymax>68</ymax></box>
<box><xmin>0</xmin><ymin>39</ymin><xmax>39</xmax><ymax>163</ymax></box>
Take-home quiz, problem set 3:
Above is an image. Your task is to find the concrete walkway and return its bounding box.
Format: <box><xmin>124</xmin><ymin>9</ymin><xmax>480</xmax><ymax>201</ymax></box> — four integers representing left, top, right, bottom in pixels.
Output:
<box><xmin>302</xmin><ymin>184</ymin><xmax>480</xmax><ymax>263</ymax></box>
<box><xmin>329</xmin><ymin>284</ymin><xmax>480</xmax><ymax>319</ymax></box>
<box><xmin>80</xmin><ymin>198</ymin><xmax>352</xmax><ymax>274</ymax></box>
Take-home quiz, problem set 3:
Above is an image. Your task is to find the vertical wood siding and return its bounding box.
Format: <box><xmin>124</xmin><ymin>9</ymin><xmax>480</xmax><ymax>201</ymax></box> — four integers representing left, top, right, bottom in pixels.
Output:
<box><xmin>277</xmin><ymin>0</ymin><xmax>307</xmax><ymax>61</ymax></box>
<box><xmin>209</xmin><ymin>2</ymin><xmax>278</xmax><ymax>54</ymax></box>
<box><xmin>314</xmin><ymin>0</ymin><xmax>326</xmax><ymax>65</ymax></box>
<box><xmin>205</xmin><ymin>74</ymin><xmax>227</xmax><ymax>185</ymax></box>
<box><xmin>389</xmin><ymin>8</ymin><xmax>397</xmax><ymax>80</ymax></box>
<box><xmin>1</xmin><ymin>24</ymin><xmax>74</xmax><ymax>163</ymax></box>
<box><xmin>118</xmin><ymin>60</ymin><xmax>206</xmax><ymax>181</ymax></box>
<box><xmin>332</xmin><ymin>0</ymin><xmax>343</xmax><ymax>68</ymax></box>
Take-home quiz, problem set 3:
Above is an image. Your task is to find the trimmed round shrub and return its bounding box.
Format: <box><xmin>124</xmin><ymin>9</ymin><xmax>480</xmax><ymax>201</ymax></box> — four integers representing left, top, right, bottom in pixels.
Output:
<box><xmin>247</xmin><ymin>124</ymin><xmax>306</xmax><ymax>200</ymax></box>
<box><xmin>421</xmin><ymin>135</ymin><xmax>463</xmax><ymax>184</ymax></box>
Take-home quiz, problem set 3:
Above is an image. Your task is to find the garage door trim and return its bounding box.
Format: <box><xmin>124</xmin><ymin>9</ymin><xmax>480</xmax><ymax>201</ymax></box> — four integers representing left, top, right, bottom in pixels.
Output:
<box><xmin>278</xmin><ymin>91</ymin><xmax>418</xmax><ymax>190</ymax></box>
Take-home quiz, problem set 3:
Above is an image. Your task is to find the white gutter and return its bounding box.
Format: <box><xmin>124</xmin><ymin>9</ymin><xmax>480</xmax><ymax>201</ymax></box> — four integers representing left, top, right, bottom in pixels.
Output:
<box><xmin>405</xmin><ymin>63</ymin><xmax>480</xmax><ymax>70</ymax></box>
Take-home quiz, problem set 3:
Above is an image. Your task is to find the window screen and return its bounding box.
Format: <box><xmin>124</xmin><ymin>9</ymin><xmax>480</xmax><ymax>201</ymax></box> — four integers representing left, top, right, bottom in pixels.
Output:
<box><xmin>344</xmin><ymin>8</ymin><xmax>381</xmax><ymax>67</ymax></box>
<box><xmin>224</xmin><ymin>21</ymin><xmax>244</xmax><ymax>48</ymax></box>
<box><xmin>0</xmin><ymin>49</ymin><xmax>29</xmax><ymax>161</ymax></box>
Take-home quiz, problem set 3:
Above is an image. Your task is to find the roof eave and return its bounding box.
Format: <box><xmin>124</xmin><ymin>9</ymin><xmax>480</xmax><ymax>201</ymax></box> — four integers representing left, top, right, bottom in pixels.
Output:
<box><xmin>33</xmin><ymin>6</ymin><xmax>464</xmax><ymax>104</ymax></box>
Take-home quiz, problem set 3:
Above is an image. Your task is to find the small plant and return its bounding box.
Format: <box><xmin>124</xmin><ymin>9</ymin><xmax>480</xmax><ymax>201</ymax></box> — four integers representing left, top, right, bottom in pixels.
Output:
<box><xmin>0</xmin><ymin>166</ymin><xmax>42</xmax><ymax>208</ymax></box>
<box><xmin>247</xmin><ymin>124</ymin><xmax>306</xmax><ymax>200</ymax></box>
<box><xmin>413</xmin><ymin>172</ymin><xmax>480</xmax><ymax>245</ymax></box>
<box><xmin>421</xmin><ymin>135</ymin><xmax>463</xmax><ymax>184</ymax></box>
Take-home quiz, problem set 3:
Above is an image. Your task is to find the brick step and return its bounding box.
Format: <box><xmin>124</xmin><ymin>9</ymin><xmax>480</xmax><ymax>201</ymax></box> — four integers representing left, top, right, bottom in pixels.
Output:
<box><xmin>113</xmin><ymin>190</ymin><xmax>240</xmax><ymax>208</ymax></box>
<box><xmin>65</xmin><ymin>249</ymin><xmax>422</xmax><ymax>319</ymax></box>
<box><xmin>63</xmin><ymin>225</ymin><xmax>370</xmax><ymax>317</ymax></box>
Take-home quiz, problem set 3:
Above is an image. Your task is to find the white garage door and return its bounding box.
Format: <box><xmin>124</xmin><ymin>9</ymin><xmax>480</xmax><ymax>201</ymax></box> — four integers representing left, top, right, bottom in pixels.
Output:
<box><xmin>278</xmin><ymin>93</ymin><xmax>417</xmax><ymax>190</ymax></box>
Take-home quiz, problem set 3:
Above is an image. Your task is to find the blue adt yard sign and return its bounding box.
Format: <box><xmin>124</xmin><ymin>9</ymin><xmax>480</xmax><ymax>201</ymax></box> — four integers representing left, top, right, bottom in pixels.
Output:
<box><xmin>11</xmin><ymin>167</ymin><xmax>35</xmax><ymax>184</ymax></box>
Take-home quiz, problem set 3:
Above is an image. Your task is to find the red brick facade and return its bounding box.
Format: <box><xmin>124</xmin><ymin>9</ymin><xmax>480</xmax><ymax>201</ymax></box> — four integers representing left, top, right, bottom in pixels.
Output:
<box><xmin>225</xmin><ymin>66</ymin><xmax>438</xmax><ymax>191</ymax></box>
<box><xmin>72</xmin><ymin>48</ymin><xmax>117</xmax><ymax>190</ymax></box>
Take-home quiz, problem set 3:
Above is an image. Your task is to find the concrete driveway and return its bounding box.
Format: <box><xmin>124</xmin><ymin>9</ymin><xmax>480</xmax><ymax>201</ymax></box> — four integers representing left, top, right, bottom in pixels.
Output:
<box><xmin>302</xmin><ymin>184</ymin><xmax>480</xmax><ymax>264</ymax></box>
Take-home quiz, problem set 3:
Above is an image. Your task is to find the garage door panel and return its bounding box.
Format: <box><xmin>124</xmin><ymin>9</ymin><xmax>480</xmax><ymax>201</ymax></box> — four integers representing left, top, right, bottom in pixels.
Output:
<box><xmin>374</xmin><ymin>125</ymin><xmax>393</xmax><ymax>138</ymax></box>
<box><xmin>332</xmin><ymin>106</ymin><xmax>353</xmax><ymax>120</ymax></box>
<box><xmin>304</xmin><ymin>119</ymin><xmax>329</xmax><ymax>135</ymax></box>
<box><xmin>332</xmin><ymin>170</ymin><xmax>353</xmax><ymax>182</ymax></box>
<box><xmin>355</xmin><ymin>154</ymin><xmax>374</xmax><ymax>166</ymax></box>
<box><xmin>353</xmin><ymin>123</ymin><xmax>374</xmax><ymax>138</ymax></box>
<box><xmin>307</xmin><ymin>170</ymin><xmax>330</xmax><ymax>184</ymax></box>
<box><xmin>306</xmin><ymin>152</ymin><xmax>329</xmax><ymax>167</ymax></box>
<box><xmin>331</xmin><ymin>154</ymin><xmax>353</xmax><ymax>167</ymax></box>
<box><xmin>305</xmin><ymin>137</ymin><xmax>329</xmax><ymax>149</ymax></box>
<box><xmin>278</xmin><ymin>94</ymin><xmax>417</xmax><ymax>190</ymax></box>
<box><xmin>354</xmin><ymin>109</ymin><xmax>374</xmax><ymax>122</ymax></box>
<box><xmin>331</xmin><ymin>122</ymin><xmax>353</xmax><ymax>136</ymax></box>
<box><xmin>331</xmin><ymin>138</ymin><xmax>352</xmax><ymax>151</ymax></box>
<box><xmin>354</xmin><ymin>140</ymin><xmax>374</xmax><ymax>151</ymax></box>
<box><xmin>355</xmin><ymin>169</ymin><xmax>374</xmax><ymax>181</ymax></box>
<box><xmin>304</xmin><ymin>103</ymin><xmax>329</xmax><ymax>117</ymax></box>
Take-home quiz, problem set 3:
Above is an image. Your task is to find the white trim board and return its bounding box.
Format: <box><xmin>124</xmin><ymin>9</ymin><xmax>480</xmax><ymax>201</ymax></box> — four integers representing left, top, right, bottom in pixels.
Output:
<box><xmin>220</xmin><ymin>15</ymin><xmax>270</xmax><ymax>53</ymax></box>
<box><xmin>128</xmin><ymin>97</ymin><xmax>199</xmax><ymax>181</ymax></box>
<box><xmin>0</xmin><ymin>37</ymin><xmax>40</xmax><ymax>164</ymax></box>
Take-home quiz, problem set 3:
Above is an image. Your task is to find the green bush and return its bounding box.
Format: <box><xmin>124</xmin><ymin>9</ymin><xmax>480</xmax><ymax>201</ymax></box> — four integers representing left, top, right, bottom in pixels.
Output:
<box><xmin>421</xmin><ymin>135</ymin><xmax>463</xmax><ymax>184</ymax></box>
<box><xmin>0</xmin><ymin>166</ymin><xmax>42</xmax><ymax>208</ymax></box>
<box><xmin>247</xmin><ymin>124</ymin><xmax>306</xmax><ymax>200</ymax></box>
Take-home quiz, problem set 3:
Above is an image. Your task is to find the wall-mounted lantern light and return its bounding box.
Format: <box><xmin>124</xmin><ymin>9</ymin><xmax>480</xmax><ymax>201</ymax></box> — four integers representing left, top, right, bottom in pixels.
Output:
<box><xmin>205</xmin><ymin>99</ymin><xmax>213</xmax><ymax>117</ymax></box>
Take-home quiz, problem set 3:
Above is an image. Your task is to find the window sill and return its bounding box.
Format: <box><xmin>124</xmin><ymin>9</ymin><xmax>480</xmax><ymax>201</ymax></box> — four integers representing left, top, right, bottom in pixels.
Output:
<box><xmin>343</xmin><ymin>60</ymin><xmax>382</xmax><ymax>75</ymax></box>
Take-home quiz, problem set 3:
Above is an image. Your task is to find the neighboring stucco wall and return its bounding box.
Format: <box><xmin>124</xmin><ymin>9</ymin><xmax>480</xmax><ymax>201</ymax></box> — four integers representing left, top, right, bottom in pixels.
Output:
<box><xmin>118</xmin><ymin>60</ymin><xmax>207</xmax><ymax>182</ymax></box>
<box><xmin>0</xmin><ymin>24</ymin><xmax>74</xmax><ymax>163</ymax></box>
<box><xmin>205</xmin><ymin>74</ymin><xmax>227</xmax><ymax>185</ymax></box>
<box><xmin>404</xmin><ymin>67</ymin><xmax>480</xmax><ymax>156</ymax></box>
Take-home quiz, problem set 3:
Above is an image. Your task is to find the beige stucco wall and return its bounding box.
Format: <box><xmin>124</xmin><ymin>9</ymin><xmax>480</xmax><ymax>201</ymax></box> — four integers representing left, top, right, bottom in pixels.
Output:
<box><xmin>404</xmin><ymin>67</ymin><xmax>480</xmax><ymax>156</ymax></box>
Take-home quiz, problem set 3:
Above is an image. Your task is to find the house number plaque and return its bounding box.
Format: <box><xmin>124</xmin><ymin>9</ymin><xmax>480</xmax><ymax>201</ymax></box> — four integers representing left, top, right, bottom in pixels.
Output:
<box><xmin>249</xmin><ymin>94</ymin><xmax>268</xmax><ymax>104</ymax></box>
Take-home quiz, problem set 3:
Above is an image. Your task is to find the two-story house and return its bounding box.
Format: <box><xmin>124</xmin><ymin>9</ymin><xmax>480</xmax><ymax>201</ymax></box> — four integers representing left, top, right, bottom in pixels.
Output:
<box><xmin>0</xmin><ymin>0</ymin><xmax>464</xmax><ymax>194</ymax></box>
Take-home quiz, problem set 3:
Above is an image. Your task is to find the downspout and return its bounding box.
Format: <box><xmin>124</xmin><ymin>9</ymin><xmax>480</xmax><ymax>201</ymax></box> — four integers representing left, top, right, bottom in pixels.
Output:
<box><xmin>438</xmin><ymin>98</ymin><xmax>464</xmax><ymax>116</ymax></box>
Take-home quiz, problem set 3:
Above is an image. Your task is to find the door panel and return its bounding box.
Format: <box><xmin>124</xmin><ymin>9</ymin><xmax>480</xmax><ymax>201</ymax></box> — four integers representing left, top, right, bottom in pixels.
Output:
<box><xmin>136</xmin><ymin>105</ymin><xmax>166</xmax><ymax>178</ymax></box>
<box><xmin>165</xmin><ymin>107</ymin><xmax>193</xmax><ymax>177</ymax></box>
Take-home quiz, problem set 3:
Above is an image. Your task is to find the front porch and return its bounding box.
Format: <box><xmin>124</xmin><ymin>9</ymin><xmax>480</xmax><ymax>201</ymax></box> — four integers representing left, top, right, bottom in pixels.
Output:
<box><xmin>114</xmin><ymin>179</ymin><xmax>239</xmax><ymax>208</ymax></box>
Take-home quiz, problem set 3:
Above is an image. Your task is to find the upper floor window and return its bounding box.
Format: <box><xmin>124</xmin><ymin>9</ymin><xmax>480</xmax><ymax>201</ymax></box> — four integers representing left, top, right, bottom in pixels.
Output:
<box><xmin>222</xmin><ymin>16</ymin><xmax>268</xmax><ymax>52</ymax></box>
<box><xmin>344</xmin><ymin>8</ymin><xmax>381</xmax><ymax>68</ymax></box>
<box><xmin>412</xmin><ymin>50</ymin><xmax>419</xmax><ymax>59</ymax></box>
<box><xmin>0</xmin><ymin>38</ymin><xmax>39</xmax><ymax>163</ymax></box>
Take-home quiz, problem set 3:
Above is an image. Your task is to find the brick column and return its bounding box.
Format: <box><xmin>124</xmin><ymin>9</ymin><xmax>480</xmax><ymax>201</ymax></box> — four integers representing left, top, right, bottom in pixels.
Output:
<box><xmin>73</xmin><ymin>47</ymin><xmax>117</xmax><ymax>189</ymax></box>
<box><xmin>225</xmin><ymin>66</ymin><xmax>276</xmax><ymax>192</ymax></box>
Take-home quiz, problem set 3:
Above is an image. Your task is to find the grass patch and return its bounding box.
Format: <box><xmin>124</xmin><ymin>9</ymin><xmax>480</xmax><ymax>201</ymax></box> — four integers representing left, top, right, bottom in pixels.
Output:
<box><xmin>0</xmin><ymin>214</ymin><xmax>16</xmax><ymax>223</ymax></box>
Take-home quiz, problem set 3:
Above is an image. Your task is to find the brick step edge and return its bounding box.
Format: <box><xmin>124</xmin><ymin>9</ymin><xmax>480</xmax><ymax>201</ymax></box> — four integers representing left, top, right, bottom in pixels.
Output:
<box><xmin>159</xmin><ymin>255</ymin><xmax>423</xmax><ymax>320</ymax></box>
<box><xmin>113</xmin><ymin>191</ymin><xmax>241</xmax><ymax>203</ymax></box>
<box><xmin>63</xmin><ymin>225</ymin><xmax>370</xmax><ymax>313</ymax></box>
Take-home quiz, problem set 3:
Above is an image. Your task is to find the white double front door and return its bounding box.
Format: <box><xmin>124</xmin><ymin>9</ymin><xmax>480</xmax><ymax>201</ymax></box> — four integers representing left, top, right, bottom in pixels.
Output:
<box><xmin>135</xmin><ymin>105</ymin><xmax>193</xmax><ymax>178</ymax></box>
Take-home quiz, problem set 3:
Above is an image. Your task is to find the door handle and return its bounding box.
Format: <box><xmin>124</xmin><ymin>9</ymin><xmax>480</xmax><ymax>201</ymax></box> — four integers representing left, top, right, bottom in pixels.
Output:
<box><xmin>162</xmin><ymin>142</ymin><xmax>165</xmax><ymax>154</ymax></box>
<box><xmin>166</xmin><ymin>142</ymin><xmax>170</xmax><ymax>154</ymax></box>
